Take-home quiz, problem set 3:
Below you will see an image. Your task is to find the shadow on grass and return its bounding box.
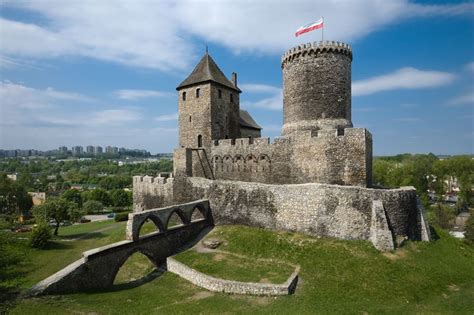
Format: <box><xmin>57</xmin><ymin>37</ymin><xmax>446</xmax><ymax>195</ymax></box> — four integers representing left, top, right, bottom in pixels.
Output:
<box><xmin>43</xmin><ymin>241</ymin><xmax>74</xmax><ymax>250</ymax></box>
<box><xmin>54</xmin><ymin>232</ymin><xmax>108</xmax><ymax>242</ymax></box>
<box><xmin>87</xmin><ymin>267</ymin><xmax>167</xmax><ymax>294</ymax></box>
<box><xmin>429</xmin><ymin>226</ymin><xmax>440</xmax><ymax>241</ymax></box>
<box><xmin>0</xmin><ymin>286</ymin><xmax>21</xmax><ymax>314</ymax></box>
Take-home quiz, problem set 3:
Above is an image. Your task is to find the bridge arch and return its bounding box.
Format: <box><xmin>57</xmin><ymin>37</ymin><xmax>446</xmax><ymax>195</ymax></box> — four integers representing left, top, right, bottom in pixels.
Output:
<box><xmin>165</xmin><ymin>208</ymin><xmax>188</xmax><ymax>230</ymax></box>
<box><xmin>136</xmin><ymin>214</ymin><xmax>165</xmax><ymax>239</ymax></box>
<box><xmin>190</xmin><ymin>205</ymin><xmax>207</xmax><ymax>222</ymax></box>
<box><xmin>110</xmin><ymin>247</ymin><xmax>159</xmax><ymax>287</ymax></box>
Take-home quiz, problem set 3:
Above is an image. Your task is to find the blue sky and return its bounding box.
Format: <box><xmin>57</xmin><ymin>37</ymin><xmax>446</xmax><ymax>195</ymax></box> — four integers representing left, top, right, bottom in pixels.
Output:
<box><xmin>0</xmin><ymin>0</ymin><xmax>473</xmax><ymax>155</ymax></box>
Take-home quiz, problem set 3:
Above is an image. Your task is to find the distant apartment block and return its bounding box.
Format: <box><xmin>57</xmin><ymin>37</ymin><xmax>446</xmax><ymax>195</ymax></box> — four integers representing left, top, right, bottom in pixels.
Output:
<box><xmin>94</xmin><ymin>146</ymin><xmax>103</xmax><ymax>155</ymax></box>
<box><xmin>86</xmin><ymin>145</ymin><xmax>95</xmax><ymax>154</ymax></box>
<box><xmin>105</xmin><ymin>146</ymin><xmax>118</xmax><ymax>154</ymax></box>
<box><xmin>59</xmin><ymin>146</ymin><xmax>68</xmax><ymax>154</ymax></box>
<box><xmin>72</xmin><ymin>146</ymin><xmax>84</xmax><ymax>156</ymax></box>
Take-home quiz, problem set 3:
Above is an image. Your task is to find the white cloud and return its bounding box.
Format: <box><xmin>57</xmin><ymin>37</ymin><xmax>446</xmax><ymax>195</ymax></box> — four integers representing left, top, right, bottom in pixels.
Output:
<box><xmin>114</xmin><ymin>89</ymin><xmax>173</xmax><ymax>100</ymax></box>
<box><xmin>465</xmin><ymin>62</ymin><xmax>474</xmax><ymax>73</ymax></box>
<box><xmin>447</xmin><ymin>91</ymin><xmax>474</xmax><ymax>106</ymax></box>
<box><xmin>242</xmin><ymin>89</ymin><xmax>283</xmax><ymax>111</ymax></box>
<box><xmin>1</xmin><ymin>0</ymin><xmax>471</xmax><ymax>70</ymax></box>
<box><xmin>0</xmin><ymin>81</ymin><xmax>177</xmax><ymax>152</ymax></box>
<box><xmin>352</xmin><ymin>67</ymin><xmax>456</xmax><ymax>96</ymax></box>
<box><xmin>0</xmin><ymin>81</ymin><xmax>90</xmax><ymax>109</ymax></box>
<box><xmin>239</xmin><ymin>84</ymin><xmax>280</xmax><ymax>94</ymax></box>
<box><xmin>154</xmin><ymin>112</ymin><xmax>179</xmax><ymax>122</ymax></box>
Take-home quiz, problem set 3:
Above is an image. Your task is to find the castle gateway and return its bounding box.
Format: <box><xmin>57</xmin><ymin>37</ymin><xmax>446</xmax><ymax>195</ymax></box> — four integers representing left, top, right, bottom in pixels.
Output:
<box><xmin>134</xmin><ymin>41</ymin><xmax>430</xmax><ymax>251</ymax></box>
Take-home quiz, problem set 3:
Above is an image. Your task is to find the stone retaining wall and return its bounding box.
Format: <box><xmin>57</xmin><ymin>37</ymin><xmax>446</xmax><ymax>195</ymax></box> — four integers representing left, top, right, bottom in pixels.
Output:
<box><xmin>166</xmin><ymin>258</ymin><xmax>299</xmax><ymax>296</ymax></box>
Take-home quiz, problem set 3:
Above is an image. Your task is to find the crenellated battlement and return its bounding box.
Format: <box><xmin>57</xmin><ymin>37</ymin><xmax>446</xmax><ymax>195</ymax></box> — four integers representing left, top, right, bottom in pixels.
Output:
<box><xmin>281</xmin><ymin>41</ymin><xmax>352</xmax><ymax>67</ymax></box>
<box><xmin>212</xmin><ymin>137</ymin><xmax>272</xmax><ymax>148</ymax></box>
<box><xmin>133</xmin><ymin>174</ymin><xmax>174</xmax><ymax>186</ymax></box>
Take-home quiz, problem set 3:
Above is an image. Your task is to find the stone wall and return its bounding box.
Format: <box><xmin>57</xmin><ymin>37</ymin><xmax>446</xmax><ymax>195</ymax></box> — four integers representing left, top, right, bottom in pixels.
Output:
<box><xmin>282</xmin><ymin>41</ymin><xmax>353</xmax><ymax>136</ymax></box>
<box><xmin>133</xmin><ymin>175</ymin><xmax>176</xmax><ymax>211</ymax></box>
<box><xmin>178</xmin><ymin>83</ymin><xmax>213</xmax><ymax>148</ymax></box>
<box><xmin>166</xmin><ymin>258</ymin><xmax>298</xmax><ymax>296</ymax></box>
<box><xmin>133</xmin><ymin>176</ymin><xmax>430</xmax><ymax>250</ymax></box>
<box><xmin>179</xmin><ymin>178</ymin><xmax>429</xmax><ymax>247</ymax></box>
<box><xmin>174</xmin><ymin>126</ymin><xmax>371</xmax><ymax>187</ymax></box>
<box><xmin>178</xmin><ymin>83</ymin><xmax>241</xmax><ymax>150</ymax></box>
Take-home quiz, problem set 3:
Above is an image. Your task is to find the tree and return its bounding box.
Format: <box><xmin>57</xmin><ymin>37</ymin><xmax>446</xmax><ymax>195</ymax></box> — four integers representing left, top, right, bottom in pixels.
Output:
<box><xmin>109</xmin><ymin>189</ymin><xmax>132</xmax><ymax>207</ymax></box>
<box><xmin>464</xmin><ymin>210</ymin><xmax>474</xmax><ymax>244</ymax></box>
<box><xmin>83</xmin><ymin>200</ymin><xmax>103</xmax><ymax>214</ymax></box>
<box><xmin>82</xmin><ymin>188</ymin><xmax>112</xmax><ymax>206</ymax></box>
<box><xmin>430</xmin><ymin>203</ymin><xmax>455</xmax><ymax>230</ymax></box>
<box><xmin>61</xmin><ymin>189</ymin><xmax>83</xmax><ymax>208</ymax></box>
<box><xmin>0</xmin><ymin>174</ymin><xmax>33</xmax><ymax>222</ymax></box>
<box><xmin>33</xmin><ymin>198</ymin><xmax>74</xmax><ymax>235</ymax></box>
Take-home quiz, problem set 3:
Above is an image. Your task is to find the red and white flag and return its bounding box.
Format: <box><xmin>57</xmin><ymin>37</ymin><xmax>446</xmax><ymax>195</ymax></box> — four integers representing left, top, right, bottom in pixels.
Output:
<box><xmin>295</xmin><ymin>18</ymin><xmax>324</xmax><ymax>37</ymax></box>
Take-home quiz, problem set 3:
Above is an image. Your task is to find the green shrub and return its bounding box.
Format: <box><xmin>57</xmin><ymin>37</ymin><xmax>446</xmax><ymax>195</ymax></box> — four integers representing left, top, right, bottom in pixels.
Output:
<box><xmin>429</xmin><ymin>203</ymin><xmax>456</xmax><ymax>230</ymax></box>
<box><xmin>114</xmin><ymin>212</ymin><xmax>130</xmax><ymax>222</ymax></box>
<box><xmin>464</xmin><ymin>211</ymin><xmax>474</xmax><ymax>244</ymax></box>
<box><xmin>22</xmin><ymin>218</ymin><xmax>36</xmax><ymax>225</ymax></box>
<box><xmin>29</xmin><ymin>224</ymin><xmax>52</xmax><ymax>249</ymax></box>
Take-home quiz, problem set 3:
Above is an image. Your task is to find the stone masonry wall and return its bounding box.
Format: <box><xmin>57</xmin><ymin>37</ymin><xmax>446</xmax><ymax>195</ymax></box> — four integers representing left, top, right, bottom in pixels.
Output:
<box><xmin>173</xmin><ymin>178</ymin><xmax>425</xmax><ymax>243</ymax></box>
<box><xmin>133</xmin><ymin>175</ymin><xmax>175</xmax><ymax>211</ymax></box>
<box><xmin>178</xmin><ymin>83</ymin><xmax>213</xmax><ymax>148</ymax></box>
<box><xmin>210</xmin><ymin>84</ymin><xmax>241</xmax><ymax>141</ymax></box>
<box><xmin>133</xmin><ymin>177</ymin><xmax>430</xmax><ymax>249</ymax></box>
<box><xmin>282</xmin><ymin>41</ymin><xmax>353</xmax><ymax>136</ymax></box>
<box><xmin>166</xmin><ymin>257</ymin><xmax>298</xmax><ymax>296</ymax></box>
<box><xmin>183</xmin><ymin>126</ymin><xmax>371</xmax><ymax>187</ymax></box>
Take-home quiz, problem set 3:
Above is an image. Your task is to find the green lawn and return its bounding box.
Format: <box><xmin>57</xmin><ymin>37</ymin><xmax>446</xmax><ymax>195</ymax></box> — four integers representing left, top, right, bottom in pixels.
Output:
<box><xmin>2</xmin><ymin>222</ymin><xmax>474</xmax><ymax>314</ymax></box>
<box><xmin>174</xmin><ymin>248</ymin><xmax>295</xmax><ymax>283</ymax></box>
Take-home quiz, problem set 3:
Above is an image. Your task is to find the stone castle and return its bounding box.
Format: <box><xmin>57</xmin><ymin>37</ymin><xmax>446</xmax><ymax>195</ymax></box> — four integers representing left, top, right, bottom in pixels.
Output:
<box><xmin>134</xmin><ymin>41</ymin><xmax>430</xmax><ymax>251</ymax></box>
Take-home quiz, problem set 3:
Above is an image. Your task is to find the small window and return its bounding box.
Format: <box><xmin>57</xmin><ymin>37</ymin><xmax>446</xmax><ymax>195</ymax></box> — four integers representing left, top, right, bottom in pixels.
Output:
<box><xmin>196</xmin><ymin>88</ymin><xmax>200</xmax><ymax>98</ymax></box>
<box><xmin>189</xmin><ymin>115</ymin><xmax>192</xmax><ymax>122</ymax></box>
<box><xmin>218</xmin><ymin>89</ymin><xmax>222</xmax><ymax>99</ymax></box>
<box><xmin>182</xmin><ymin>92</ymin><xmax>186</xmax><ymax>101</ymax></box>
<box><xmin>230</xmin><ymin>93</ymin><xmax>233</xmax><ymax>103</ymax></box>
<box><xmin>198</xmin><ymin>135</ymin><xmax>202</xmax><ymax>147</ymax></box>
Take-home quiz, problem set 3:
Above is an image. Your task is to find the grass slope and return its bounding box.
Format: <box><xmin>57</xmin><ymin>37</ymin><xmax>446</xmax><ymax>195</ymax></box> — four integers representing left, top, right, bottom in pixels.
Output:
<box><xmin>4</xmin><ymin>223</ymin><xmax>474</xmax><ymax>314</ymax></box>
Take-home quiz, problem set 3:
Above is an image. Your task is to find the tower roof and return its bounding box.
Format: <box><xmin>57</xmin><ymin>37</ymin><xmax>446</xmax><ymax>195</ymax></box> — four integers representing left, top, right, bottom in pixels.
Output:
<box><xmin>239</xmin><ymin>110</ymin><xmax>262</xmax><ymax>130</ymax></box>
<box><xmin>177</xmin><ymin>53</ymin><xmax>241</xmax><ymax>92</ymax></box>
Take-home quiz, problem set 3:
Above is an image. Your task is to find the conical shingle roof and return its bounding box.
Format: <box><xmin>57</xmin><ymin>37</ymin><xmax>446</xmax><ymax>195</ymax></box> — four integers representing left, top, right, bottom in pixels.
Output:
<box><xmin>239</xmin><ymin>110</ymin><xmax>262</xmax><ymax>130</ymax></box>
<box><xmin>176</xmin><ymin>53</ymin><xmax>241</xmax><ymax>92</ymax></box>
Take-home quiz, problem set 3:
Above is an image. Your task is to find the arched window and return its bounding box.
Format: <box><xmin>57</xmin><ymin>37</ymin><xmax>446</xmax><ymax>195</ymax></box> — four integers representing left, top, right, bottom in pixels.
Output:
<box><xmin>182</xmin><ymin>92</ymin><xmax>186</xmax><ymax>101</ymax></box>
<box><xmin>196</xmin><ymin>88</ymin><xmax>200</xmax><ymax>98</ymax></box>
<box><xmin>198</xmin><ymin>135</ymin><xmax>202</xmax><ymax>147</ymax></box>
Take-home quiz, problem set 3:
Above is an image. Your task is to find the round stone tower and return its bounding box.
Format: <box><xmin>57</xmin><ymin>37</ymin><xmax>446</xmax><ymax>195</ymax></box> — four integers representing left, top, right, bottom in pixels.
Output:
<box><xmin>281</xmin><ymin>41</ymin><xmax>353</xmax><ymax>136</ymax></box>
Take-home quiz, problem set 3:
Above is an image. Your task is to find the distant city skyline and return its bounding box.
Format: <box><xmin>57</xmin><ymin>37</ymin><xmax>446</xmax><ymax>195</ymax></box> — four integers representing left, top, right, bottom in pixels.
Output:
<box><xmin>0</xmin><ymin>1</ymin><xmax>473</xmax><ymax>155</ymax></box>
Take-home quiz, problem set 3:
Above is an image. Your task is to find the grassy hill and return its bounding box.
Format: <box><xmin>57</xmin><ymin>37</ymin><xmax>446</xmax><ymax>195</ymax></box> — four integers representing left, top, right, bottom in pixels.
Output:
<box><xmin>2</xmin><ymin>221</ymin><xmax>473</xmax><ymax>314</ymax></box>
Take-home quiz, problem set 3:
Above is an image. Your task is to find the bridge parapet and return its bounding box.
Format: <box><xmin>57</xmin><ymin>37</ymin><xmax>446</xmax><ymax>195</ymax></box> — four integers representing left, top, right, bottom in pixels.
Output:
<box><xmin>126</xmin><ymin>199</ymin><xmax>212</xmax><ymax>241</ymax></box>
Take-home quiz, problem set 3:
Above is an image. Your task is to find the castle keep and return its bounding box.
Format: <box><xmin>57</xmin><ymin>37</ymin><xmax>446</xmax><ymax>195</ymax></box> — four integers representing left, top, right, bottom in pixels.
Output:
<box><xmin>134</xmin><ymin>41</ymin><xmax>430</xmax><ymax>251</ymax></box>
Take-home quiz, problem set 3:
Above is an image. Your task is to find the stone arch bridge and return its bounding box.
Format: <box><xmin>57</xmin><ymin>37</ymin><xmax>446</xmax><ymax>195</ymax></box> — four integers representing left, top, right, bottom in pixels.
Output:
<box><xmin>29</xmin><ymin>200</ymin><xmax>213</xmax><ymax>296</ymax></box>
